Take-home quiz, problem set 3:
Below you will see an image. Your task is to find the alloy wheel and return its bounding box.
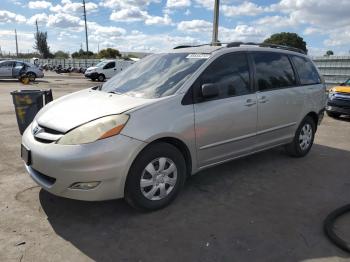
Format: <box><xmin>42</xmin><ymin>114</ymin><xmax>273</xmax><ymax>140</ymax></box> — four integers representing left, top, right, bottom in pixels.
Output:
<box><xmin>299</xmin><ymin>123</ymin><xmax>313</xmax><ymax>151</ymax></box>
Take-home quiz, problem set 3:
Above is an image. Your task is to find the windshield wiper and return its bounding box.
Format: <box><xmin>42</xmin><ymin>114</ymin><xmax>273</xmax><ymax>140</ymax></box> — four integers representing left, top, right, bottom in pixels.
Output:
<box><xmin>108</xmin><ymin>91</ymin><xmax>123</xmax><ymax>95</ymax></box>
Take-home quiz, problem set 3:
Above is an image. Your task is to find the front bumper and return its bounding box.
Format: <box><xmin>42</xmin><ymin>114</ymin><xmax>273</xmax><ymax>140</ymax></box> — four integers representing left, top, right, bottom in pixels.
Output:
<box><xmin>84</xmin><ymin>72</ymin><xmax>98</xmax><ymax>79</ymax></box>
<box><xmin>326</xmin><ymin>97</ymin><xmax>350</xmax><ymax>115</ymax></box>
<box><xmin>22</xmin><ymin>127</ymin><xmax>146</xmax><ymax>201</ymax></box>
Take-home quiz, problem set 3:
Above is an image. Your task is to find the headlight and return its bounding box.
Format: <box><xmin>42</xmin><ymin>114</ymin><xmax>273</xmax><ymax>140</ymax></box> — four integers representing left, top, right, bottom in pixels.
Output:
<box><xmin>328</xmin><ymin>91</ymin><xmax>335</xmax><ymax>99</ymax></box>
<box><xmin>57</xmin><ymin>115</ymin><xmax>129</xmax><ymax>145</ymax></box>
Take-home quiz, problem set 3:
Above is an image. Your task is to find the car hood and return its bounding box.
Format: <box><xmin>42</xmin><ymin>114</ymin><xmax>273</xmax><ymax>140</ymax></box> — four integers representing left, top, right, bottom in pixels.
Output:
<box><xmin>86</xmin><ymin>66</ymin><xmax>98</xmax><ymax>71</ymax></box>
<box><xmin>330</xmin><ymin>86</ymin><xmax>350</xmax><ymax>94</ymax></box>
<box><xmin>35</xmin><ymin>89</ymin><xmax>154</xmax><ymax>133</ymax></box>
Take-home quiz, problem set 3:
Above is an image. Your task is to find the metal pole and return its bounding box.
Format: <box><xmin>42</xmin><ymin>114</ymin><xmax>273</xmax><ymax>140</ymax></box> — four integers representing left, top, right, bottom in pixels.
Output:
<box><xmin>212</xmin><ymin>0</ymin><xmax>220</xmax><ymax>46</ymax></box>
<box><xmin>15</xmin><ymin>29</ymin><xmax>19</xmax><ymax>57</ymax></box>
<box><xmin>82</xmin><ymin>0</ymin><xmax>89</xmax><ymax>53</ymax></box>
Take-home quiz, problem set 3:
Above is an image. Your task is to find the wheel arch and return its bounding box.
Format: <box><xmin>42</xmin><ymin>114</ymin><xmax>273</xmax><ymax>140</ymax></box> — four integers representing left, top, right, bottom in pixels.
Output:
<box><xmin>305</xmin><ymin>111</ymin><xmax>319</xmax><ymax>130</ymax></box>
<box><xmin>142</xmin><ymin>137</ymin><xmax>193</xmax><ymax>178</ymax></box>
<box><xmin>26</xmin><ymin>71</ymin><xmax>37</xmax><ymax>77</ymax></box>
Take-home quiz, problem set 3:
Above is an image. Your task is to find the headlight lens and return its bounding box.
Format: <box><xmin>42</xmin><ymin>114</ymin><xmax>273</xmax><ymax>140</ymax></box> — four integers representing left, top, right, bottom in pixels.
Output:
<box><xmin>57</xmin><ymin>114</ymin><xmax>129</xmax><ymax>145</ymax></box>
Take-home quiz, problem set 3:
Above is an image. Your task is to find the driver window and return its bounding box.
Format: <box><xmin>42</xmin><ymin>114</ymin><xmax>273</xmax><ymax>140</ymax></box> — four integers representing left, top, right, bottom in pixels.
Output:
<box><xmin>104</xmin><ymin>62</ymin><xmax>115</xmax><ymax>69</ymax></box>
<box><xmin>197</xmin><ymin>53</ymin><xmax>251</xmax><ymax>100</ymax></box>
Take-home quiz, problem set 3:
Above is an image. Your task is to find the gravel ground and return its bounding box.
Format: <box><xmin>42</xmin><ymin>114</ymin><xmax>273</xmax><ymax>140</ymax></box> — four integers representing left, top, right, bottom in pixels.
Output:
<box><xmin>0</xmin><ymin>73</ymin><xmax>349</xmax><ymax>262</ymax></box>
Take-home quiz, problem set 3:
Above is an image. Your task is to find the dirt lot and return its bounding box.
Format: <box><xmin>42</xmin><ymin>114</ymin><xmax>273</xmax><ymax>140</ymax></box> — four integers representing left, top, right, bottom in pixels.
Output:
<box><xmin>0</xmin><ymin>73</ymin><xmax>350</xmax><ymax>262</ymax></box>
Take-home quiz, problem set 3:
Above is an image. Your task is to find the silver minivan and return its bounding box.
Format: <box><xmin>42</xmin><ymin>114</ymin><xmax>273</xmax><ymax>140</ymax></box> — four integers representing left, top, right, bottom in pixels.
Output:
<box><xmin>22</xmin><ymin>43</ymin><xmax>325</xmax><ymax>210</ymax></box>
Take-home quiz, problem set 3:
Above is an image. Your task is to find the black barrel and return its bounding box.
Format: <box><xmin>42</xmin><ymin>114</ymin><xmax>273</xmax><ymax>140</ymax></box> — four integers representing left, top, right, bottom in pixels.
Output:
<box><xmin>11</xmin><ymin>89</ymin><xmax>53</xmax><ymax>135</ymax></box>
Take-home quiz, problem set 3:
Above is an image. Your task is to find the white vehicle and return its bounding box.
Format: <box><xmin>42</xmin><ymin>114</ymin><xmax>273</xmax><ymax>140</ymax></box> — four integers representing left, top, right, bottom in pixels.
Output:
<box><xmin>84</xmin><ymin>60</ymin><xmax>132</xmax><ymax>82</ymax></box>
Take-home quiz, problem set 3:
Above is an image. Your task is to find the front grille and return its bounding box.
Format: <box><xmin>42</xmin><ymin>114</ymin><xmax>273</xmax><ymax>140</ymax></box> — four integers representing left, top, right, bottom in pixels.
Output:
<box><xmin>34</xmin><ymin>124</ymin><xmax>64</xmax><ymax>143</ymax></box>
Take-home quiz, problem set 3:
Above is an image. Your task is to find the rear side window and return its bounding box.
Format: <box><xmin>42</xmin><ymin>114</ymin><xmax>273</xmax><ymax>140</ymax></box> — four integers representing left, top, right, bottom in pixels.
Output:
<box><xmin>0</xmin><ymin>61</ymin><xmax>14</xmax><ymax>68</ymax></box>
<box><xmin>198</xmin><ymin>52</ymin><xmax>251</xmax><ymax>99</ymax></box>
<box><xmin>253</xmin><ymin>52</ymin><xmax>296</xmax><ymax>91</ymax></box>
<box><xmin>291</xmin><ymin>56</ymin><xmax>321</xmax><ymax>85</ymax></box>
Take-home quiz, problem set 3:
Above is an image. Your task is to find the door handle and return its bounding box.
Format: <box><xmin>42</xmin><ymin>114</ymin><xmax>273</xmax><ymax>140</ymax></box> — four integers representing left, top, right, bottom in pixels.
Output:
<box><xmin>259</xmin><ymin>96</ymin><xmax>269</xmax><ymax>103</ymax></box>
<box><xmin>245</xmin><ymin>99</ymin><xmax>257</xmax><ymax>107</ymax></box>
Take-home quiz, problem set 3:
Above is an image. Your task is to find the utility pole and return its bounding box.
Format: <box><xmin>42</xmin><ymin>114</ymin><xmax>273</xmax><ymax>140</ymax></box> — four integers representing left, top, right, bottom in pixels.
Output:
<box><xmin>35</xmin><ymin>20</ymin><xmax>39</xmax><ymax>34</ymax></box>
<box><xmin>15</xmin><ymin>29</ymin><xmax>19</xmax><ymax>57</ymax></box>
<box><xmin>82</xmin><ymin>0</ymin><xmax>89</xmax><ymax>53</ymax></box>
<box><xmin>212</xmin><ymin>0</ymin><xmax>220</xmax><ymax>46</ymax></box>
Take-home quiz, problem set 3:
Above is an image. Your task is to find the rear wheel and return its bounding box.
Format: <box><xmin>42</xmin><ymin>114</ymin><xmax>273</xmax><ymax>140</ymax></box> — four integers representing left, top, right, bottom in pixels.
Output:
<box><xmin>285</xmin><ymin>116</ymin><xmax>316</xmax><ymax>157</ymax></box>
<box><xmin>125</xmin><ymin>142</ymin><xmax>186</xmax><ymax>211</ymax></box>
<box><xmin>326</xmin><ymin>111</ymin><xmax>341</xmax><ymax>118</ymax></box>
<box><xmin>97</xmin><ymin>74</ymin><xmax>105</xmax><ymax>82</ymax></box>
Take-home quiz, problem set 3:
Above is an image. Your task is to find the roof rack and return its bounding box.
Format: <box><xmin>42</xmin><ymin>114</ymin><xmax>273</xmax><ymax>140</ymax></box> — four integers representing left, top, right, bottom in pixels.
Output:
<box><xmin>173</xmin><ymin>43</ymin><xmax>213</xmax><ymax>49</ymax></box>
<box><xmin>226</xmin><ymin>42</ymin><xmax>306</xmax><ymax>54</ymax></box>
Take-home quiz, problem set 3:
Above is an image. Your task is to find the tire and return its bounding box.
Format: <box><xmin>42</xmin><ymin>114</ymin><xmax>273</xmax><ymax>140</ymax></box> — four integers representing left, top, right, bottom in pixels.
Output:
<box><xmin>125</xmin><ymin>142</ymin><xmax>186</xmax><ymax>211</ymax></box>
<box><xmin>326</xmin><ymin>111</ymin><xmax>341</xmax><ymax>118</ymax></box>
<box><xmin>97</xmin><ymin>74</ymin><xmax>105</xmax><ymax>82</ymax></box>
<box><xmin>285</xmin><ymin>116</ymin><xmax>316</xmax><ymax>157</ymax></box>
<box><xmin>26</xmin><ymin>72</ymin><xmax>36</xmax><ymax>82</ymax></box>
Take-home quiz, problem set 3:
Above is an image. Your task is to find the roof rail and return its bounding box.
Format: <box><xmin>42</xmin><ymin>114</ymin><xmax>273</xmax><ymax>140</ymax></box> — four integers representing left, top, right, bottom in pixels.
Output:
<box><xmin>226</xmin><ymin>42</ymin><xmax>306</xmax><ymax>54</ymax></box>
<box><xmin>173</xmin><ymin>43</ymin><xmax>215</xmax><ymax>49</ymax></box>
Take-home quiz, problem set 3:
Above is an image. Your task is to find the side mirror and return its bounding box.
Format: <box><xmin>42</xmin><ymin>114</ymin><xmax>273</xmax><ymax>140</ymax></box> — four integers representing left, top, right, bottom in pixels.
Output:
<box><xmin>201</xmin><ymin>83</ymin><xmax>219</xmax><ymax>98</ymax></box>
<box><xmin>340</xmin><ymin>83</ymin><xmax>345</xmax><ymax>86</ymax></box>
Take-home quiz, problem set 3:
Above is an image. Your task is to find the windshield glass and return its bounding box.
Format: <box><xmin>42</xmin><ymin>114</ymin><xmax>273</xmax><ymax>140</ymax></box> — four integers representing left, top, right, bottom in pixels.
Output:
<box><xmin>345</xmin><ymin>79</ymin><xmax>350</xmax><ymax>86</ymax></box>
<box><xmin>95</xmin><ymin>61</ymin><xmax>108</xmax><ymax>68</ymax></box>
<box><xmin>101</xmin><ymin>53</ymin><xmax>208</xmax><ymax>98</ymax></box>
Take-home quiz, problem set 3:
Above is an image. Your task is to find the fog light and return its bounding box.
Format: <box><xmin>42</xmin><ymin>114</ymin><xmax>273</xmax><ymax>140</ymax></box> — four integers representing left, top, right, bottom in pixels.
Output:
<box><xmin>69</xmin><ymin>181</ymin><xmax>100</xmax><ymax>190</ymax></box>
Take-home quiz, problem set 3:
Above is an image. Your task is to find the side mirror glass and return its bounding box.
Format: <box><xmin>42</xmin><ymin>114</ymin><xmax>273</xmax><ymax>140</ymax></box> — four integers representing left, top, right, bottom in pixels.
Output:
<box><xmin>201</xmin><ymin>83</ymin><xmax>219</xmax><ymax>98</ymax></box>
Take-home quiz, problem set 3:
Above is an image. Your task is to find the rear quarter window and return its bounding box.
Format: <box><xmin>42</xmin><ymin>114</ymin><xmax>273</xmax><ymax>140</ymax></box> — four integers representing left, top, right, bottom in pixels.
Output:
<box><xmin>291</xmin><ymin>56</ymin><xmax>321</xmax><ymax>85</ymax></box>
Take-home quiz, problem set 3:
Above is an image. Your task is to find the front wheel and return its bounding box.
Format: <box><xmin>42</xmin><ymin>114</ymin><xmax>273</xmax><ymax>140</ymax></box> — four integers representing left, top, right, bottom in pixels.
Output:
<box><xmin>285</xmin><ymin>116</ymin><xmax>316</xmax><ymax>157</ymax></box>
<box><xmin>97</xmin><ymin>74</ymin><xmax>105</xmax><ymax>82</ymax></box>
<box><xmin>125</xmin><ymin>142</ymin><xmax>186</xmax><ymax>211</ymax></box>
<box><xmin>26</xmin><ymin>72</ymin><xmax>36</xmax><ymax>82</ymax></box>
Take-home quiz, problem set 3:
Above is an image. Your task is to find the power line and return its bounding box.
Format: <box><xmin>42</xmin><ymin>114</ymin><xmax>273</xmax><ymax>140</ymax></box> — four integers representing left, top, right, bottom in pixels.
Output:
<box><xmin>82</xmin><ymin>0</ymin><xmax>89</xmax><ymax>52</ymax></box>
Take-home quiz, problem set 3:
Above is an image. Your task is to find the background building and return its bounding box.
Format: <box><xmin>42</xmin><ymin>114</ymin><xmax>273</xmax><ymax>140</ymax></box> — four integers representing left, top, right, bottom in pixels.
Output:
<box><xmin>312</xmin><ymin>56</ymin><xmax>350</xmax><ymax>87</ymax></box>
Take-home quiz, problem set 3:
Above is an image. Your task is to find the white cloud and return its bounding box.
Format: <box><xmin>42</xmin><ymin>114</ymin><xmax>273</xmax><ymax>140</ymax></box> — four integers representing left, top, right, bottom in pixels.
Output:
<box><xmin>100</xmin><ymin>0</ymin><xmax>160</xmax><ymax>9</ymax></box>
<box><xmin>145</xmin><ymin>14</ymin><xmax>172</xmax><ymax>25</ymax></box>
<box><xmin>110</xmin><ymin>6</ymin><xmax>172</xmax><ymax>25</ymax></box>
<box><xmin>0</xmin><ymin>10</ymin><xmax>26</xmax><ymax>23</ymax></box>
<box><xmin>222</xmin><ymin>2</ymin><xmax>267</xmax><ymax>17</ymax></box>
<box><xmin>110</xmin><ymin>7</ymin><xmax>147</xmax><ymax>22</ymax></box>
<box><xmin>27</xmin><ymin>13</ymin><xmax>49</xmax><ymax>25</ymax></box>
<box><xmin>50</xmin><ymin>0</ymin><xmax>98</xmax><ymax>14</ymax></box>
<box><xmin>28</xmin><ymin>1</ymin><xmax>52</xmax><ymax>9</ymax></box>
<box><xmin>47</xmin><ymin>13</ymin><xmax>82</xmax><ymax>28</ymax></box>
<box><xmin>177</xmin><ymin>19</ymin><xmax>265</xmax><ymax>43</ymax></box>
<box><xmin>166</xmin><ymin>0</ymin><xmax>191</xmax><ymax>8</ymax></box>
<box><xmin>177</xmin><ymin>19</ymin><xmax>212</xmax><ymax>33</ymax></box>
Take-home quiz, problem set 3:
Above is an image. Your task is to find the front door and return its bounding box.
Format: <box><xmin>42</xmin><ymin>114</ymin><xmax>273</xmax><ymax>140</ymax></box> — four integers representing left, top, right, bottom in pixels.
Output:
<box><xmin>193</xmin><ymin>52</ymin><xmax>258</xmax><ymax>167</ymax></box>
<box><xmin>103</xmin><ymin>61</ymin><xmax>116</xmax><ymax>78</ymax></box>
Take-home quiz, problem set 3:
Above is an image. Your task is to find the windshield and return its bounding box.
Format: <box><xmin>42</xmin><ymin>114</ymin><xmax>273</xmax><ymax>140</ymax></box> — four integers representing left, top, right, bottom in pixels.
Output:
<box><xmin>95</xmin><ymin>61</ymin><xmax>109</xmax><ymax>68</ymax></box>
<box><xmin>101</xmin><ymin>53</ymin><xmax>208</xmax><ymax>98</ymax></box>
<box><xmin>345</xmin><ymin>79</ymin><xmax>350</xmax><ymax>86</ymax></box>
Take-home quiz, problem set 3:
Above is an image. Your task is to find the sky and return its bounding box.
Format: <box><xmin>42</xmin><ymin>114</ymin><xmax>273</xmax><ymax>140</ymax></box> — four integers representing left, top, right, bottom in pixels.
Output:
<box><xmin>0</xmin><ymin>0</ymin><xmax>350</xmax><ymax>56</ymax></box>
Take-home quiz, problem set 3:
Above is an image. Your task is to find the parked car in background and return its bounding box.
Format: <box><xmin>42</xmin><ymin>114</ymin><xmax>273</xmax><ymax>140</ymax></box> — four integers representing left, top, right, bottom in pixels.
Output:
<box><xmin>326</xmin><ymin>78</ymin><xmax>350</xmax><ymax>117</ymax></box>
<box><xmin>84</xmin><ymin>60</ymin><xmax>128</xmax><ymax>82</ymax></box>
<box><xmin>0</xmin><ymin>60</ymin><xmax>44</xmax><ymax>81</ymax></box>
<box><xmin>22</xmin><ymin>43</ymin><xmax>325</xmax><ymax>210</ymax></box>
